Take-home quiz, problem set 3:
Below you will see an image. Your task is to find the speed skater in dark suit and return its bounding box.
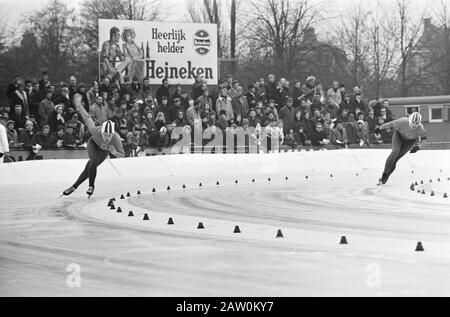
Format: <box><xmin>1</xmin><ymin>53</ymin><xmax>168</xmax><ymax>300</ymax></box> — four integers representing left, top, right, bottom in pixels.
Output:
<box><xmin>62</xmin><ymin>94</ymin><xmax>125</xmax><ymax>197</ymax></box>
<box><xmin>376</xmin><ymin>112</ymin><xmax>426</xmax><ymax>185</ymax></box>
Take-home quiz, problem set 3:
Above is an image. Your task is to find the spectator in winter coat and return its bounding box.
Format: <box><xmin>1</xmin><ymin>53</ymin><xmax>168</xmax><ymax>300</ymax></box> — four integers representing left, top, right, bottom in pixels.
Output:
<box><xmin>355</xmin><ymin>120</ymin><xmax>369</xmax><ymax>146</ymax></box>
<box><xmin>309</xmin><ymin>122</ymin><xmax>329</xmax><ymax>146</ymax></box>
<box><xmin>294</xmin><ymin>125</ymin><xmax>311</xmax><ymax>146</ymax></box>
<box><xmin>351</xmin><ymin>93</ymin><xmax>366</xmax><ymax>115</ymax></box>
<box><xmin>89</xmin><ymin>96</ymin><xmax>108</xmax><ymax>126</ymax></box>
<box><xmin>9</xmin><ymin>79</ymin><xmax>30</xmax><ymax>117</ymax></box>
<box><xmin>231</xmin><ymin>86</ymin><xmax>249</xmax><ymax>120</ymax></box>
<box><xmin>279</xmin><ymin>97</ymin><xmax>296</xmax><ymax>133</ymax></box>
<box><xmin>63</xmin><ymin>125</ymin><xmax>78</xmax><ymax>149</ymax></box>
<box><xmin>6</xmin><ymin>120</ymin><xmax>20</xmax><ymax>149</ymax></box>
<box><xmin>330</xmin><ymin>119</ymin><xmax>348</xmax><ymax>147</ymax></box>
<box><xmin>284</xmin><ymin>129</ymin><xmax>297</xmax><ymax>148</ymax></box>
<box><xmin>215</xmin><ymin>88</ymin><xmax>234</xmax><ymax>122</ymax></box>
<box><xmin>327</xmin><ymin>81</ymin><xmax>341</xmax><ymax>110</ymax></box>
<box><xmin>156</xmin><ymin>78</ymin><xmax>171</xmax><ymax>105</ymax></box>
<box><xmin>39</xmin><ymin>91</ymin><xmax>54</xmax><ymax>127</ymax></box>
<box><xmin>245</xmin><ymin>84</ymin><xmax>257</xmax><ymax>108</ymax></box>
<box><xmin>264</xmin><ymin>74</ymin><xmax>278</xmax><ymax>103</ymax></box>
<box><xmin>32</xmin><ymin>125</ymin><xmax>52</xmax><ymax>150</ymax></box>
<box><xmin>11</xmin><ymin>104</ymin><xmax>27</xmax><ymax>132</ymax></box>
<box><xmin>169</xmin><ymin>97</ymin><xmax>185</xmax><ymax>123</ymax></box>
<box><xmin>186</xmin><ymin>100</ymin><xmax>202</xmax><ymax>128</ymax></box>
<box><xmin>48</xmin><ymin>104</ymin><xmax>67</xmax><ymax>133</ymax></box>
<box><xmin>365</xmin><ymin>108</ymin><xmax>377</xmax><ymax>134</ymax></box>
<box><xmin>301</xmin><ymin>110</ymin><xmax>315</xmax><ymax>137</ymax></box>
<box><xmin>19</xmin><ymin>120</ymin><xmax>37</xmax><ymax>159</ymax></box>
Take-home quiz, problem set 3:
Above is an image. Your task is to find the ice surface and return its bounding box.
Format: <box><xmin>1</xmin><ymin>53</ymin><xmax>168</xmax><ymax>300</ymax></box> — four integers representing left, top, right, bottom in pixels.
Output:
<box><xmin>0</xmin><ymin>149</ymin><xmax>449</xmax><ymax>296</ymax></box>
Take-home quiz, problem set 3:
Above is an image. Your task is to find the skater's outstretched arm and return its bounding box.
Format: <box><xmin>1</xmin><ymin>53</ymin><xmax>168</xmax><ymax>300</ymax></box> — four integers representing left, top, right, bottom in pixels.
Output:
<box><xmin>73</xmin><ymin>94</ymin><xmax>96</xmax><ymax>134</ymax></box>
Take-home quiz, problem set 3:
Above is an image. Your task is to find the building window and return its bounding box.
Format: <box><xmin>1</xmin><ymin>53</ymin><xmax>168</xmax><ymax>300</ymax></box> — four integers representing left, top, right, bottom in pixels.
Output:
<box><xmin>429</xmin><ymin>107</ymin><xmax>444</xmax><ymax>123</ymax></box>
<box><xmin>405</xmin><ymin>106</ymin><xmax>420</xmax><ymax>115</ymax></box>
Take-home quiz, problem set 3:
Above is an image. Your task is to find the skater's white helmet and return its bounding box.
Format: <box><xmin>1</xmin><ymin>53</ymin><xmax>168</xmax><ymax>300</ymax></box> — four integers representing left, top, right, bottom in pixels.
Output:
<box><xmin>102</xmin><ymin>120</ymin><xmax>115</xmax><ymax>134</ymax></box>
<box><xmin>101</xmin><ymin>120</ymin><xmax>115</xmax><ymax>143</ymax></box>
<box><xmin>409</xmin><ymin>112</ymin><xmax>422</xmax><ymax>129</ymax></box>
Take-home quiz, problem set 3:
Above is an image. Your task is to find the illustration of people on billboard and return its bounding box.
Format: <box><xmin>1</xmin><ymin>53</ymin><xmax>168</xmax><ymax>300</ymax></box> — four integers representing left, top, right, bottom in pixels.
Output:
<box><xmin>121</xmin><ymin>26</ymin><xmax>146</xmax><ymax>82</ymax></box>
<box><xmin>100</xmin><ymin>27</ymin><xmax>126</xmax><ymax>80</ymax></box>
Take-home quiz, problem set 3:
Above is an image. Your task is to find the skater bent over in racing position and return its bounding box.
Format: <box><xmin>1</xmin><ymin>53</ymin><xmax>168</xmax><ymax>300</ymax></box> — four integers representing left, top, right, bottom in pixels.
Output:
<box><xmin>62</xmin><ymin>94</ymin><xmax>125</xmax><ymax>197</ymax></box>
<box><xmin>376</xmin><ymin>112</ymin><xmax>426</xmax><ymax>185</ymax></box>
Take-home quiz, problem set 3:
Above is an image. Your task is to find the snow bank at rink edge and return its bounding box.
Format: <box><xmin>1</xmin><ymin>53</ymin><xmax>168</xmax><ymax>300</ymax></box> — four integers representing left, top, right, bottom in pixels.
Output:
<box><xmin>1</xmin><ymin>149</ymin><xmax>450</xmax><ymax>186</ymax></box>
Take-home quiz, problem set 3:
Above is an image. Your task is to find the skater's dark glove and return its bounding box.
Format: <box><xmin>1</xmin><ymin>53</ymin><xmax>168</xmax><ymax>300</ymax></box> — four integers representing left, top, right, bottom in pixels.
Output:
<box><xmin>410</xmin><ymin>145</ymin><xmax>420</xmax><ymax>154</ymax></box>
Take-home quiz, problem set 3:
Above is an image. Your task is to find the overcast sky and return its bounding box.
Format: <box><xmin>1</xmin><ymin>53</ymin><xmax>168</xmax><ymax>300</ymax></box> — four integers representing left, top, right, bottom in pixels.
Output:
<box><xmin>0</xmin><ymin>0</ymin><xmax>441</xmax><ymax>37</ymax></box>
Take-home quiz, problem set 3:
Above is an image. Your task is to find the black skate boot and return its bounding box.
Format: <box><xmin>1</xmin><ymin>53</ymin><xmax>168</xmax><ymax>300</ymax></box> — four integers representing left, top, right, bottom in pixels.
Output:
<box><xmin>377</xmin><ymin>173</ymin><xmax>388</xmax><ymax>186</ymax></box>
<box><xmin>86</xmin><ymin>186</ymin><xmax>94</xmax><ymax>198</ymax></box>
<box><xmin>62</xmin><ymin>186</ymin><xmax>76</xmax><ymax>197</ymax></box>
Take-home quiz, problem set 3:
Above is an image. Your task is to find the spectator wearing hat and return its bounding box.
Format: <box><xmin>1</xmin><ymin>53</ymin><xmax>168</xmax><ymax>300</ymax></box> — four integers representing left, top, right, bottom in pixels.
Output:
<box><xmin>215</xmin><ymin>87</ymin><xmax>234</xmax><ymax>122</ymax></box>
<box><xmin>48</xmin><ymin>104</ymin><xmax>67</xmax><ymax>132</ymax></box>
<box><xmin>231</xmin><ymin>86</ymin><xmax>249</xmax><ymax>120</ymax></box>
<box><xmin>11</xmin><ymin>104</ymin><xmax>27</xmax><ymax>132</ymax></box>
<box><xmin>355</xmin><ymin>120</ymin><xmax>369</xmax><ymax>146</ymax></box>
<box><xmin>279</xmin><ymin>96</ymin><xmax>296</xmax><ymax>133</ymax></box>
<box><xmin>6</xmin><ymin>120</ymin><xmax>20</xmax><ymax>149</ymax></box>
<box><xmin>330</xmin><ymin>119</ymin><xmax>348</xmax><ymax>148</ymax></box>
<box><xmin>32</xmin><ymin>125</ymin><xmax>52</xmax><ymax>150</ymax></box>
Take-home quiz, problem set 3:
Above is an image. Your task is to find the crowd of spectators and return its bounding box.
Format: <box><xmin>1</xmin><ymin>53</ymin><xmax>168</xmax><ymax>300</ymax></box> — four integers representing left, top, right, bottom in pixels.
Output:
<box><xmin>0</xmin><ymin>71</ymin><xmax>399</xmax><ymax>159</ymax></box>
